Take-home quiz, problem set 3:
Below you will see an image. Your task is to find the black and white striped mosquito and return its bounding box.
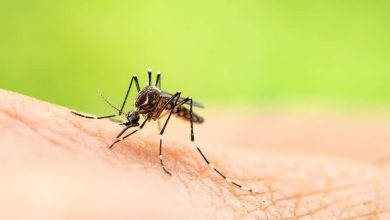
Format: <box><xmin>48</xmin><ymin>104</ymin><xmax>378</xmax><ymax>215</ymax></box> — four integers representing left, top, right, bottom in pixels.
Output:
<box><xmin>71</xmin><ymin>69</ymin><xmax>258</xmax><ymax>193</ymax></box>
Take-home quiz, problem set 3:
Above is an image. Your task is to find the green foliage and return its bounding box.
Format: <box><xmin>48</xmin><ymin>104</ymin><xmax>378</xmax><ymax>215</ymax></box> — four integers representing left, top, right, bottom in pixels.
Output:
<box><xmin>1</xmin><ymin>0</ymin><xmax>389</xmax><ymax>113</ymax></box>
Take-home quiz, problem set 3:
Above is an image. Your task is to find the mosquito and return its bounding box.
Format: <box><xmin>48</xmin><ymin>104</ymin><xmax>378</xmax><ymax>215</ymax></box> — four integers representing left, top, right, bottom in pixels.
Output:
<box><xmin>71</xmin><ymin>69</ymin><xmax>258</xmax><ymax>193</ymax></box>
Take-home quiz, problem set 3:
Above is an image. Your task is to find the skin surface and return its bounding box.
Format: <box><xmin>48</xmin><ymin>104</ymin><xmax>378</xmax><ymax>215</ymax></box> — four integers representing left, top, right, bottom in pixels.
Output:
<box><xmin>0</xmin><ymin>89</ymin><xmax>389</xmax><ymax>220</ymax></box>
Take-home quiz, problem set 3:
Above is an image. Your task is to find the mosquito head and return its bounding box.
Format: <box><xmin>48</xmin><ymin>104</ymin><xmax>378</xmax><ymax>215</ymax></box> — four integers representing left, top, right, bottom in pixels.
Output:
<box><xmin>120</xmin><ymin>111</ymin><xmax>140</xmax><ymax>126</ymax></box>
<box><xmin>135</xmin><ymin>86</ymin><xmax>161</xmax><ymax>113</ymax></box>
<box><xmin>127</xmin><ymin>111</ymin><xmax>140</xmax><ymax>124</ymax></box>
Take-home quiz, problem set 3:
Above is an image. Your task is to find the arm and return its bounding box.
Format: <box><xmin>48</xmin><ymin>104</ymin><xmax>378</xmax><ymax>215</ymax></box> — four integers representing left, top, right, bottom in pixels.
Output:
<box><xmin>0</xmin><ymin>89</ymin><xmax>388</xmax><ymax>219</ymax></box>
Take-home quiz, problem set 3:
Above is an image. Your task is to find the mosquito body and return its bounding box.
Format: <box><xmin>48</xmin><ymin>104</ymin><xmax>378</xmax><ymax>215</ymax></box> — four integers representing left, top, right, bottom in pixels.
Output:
<box><xmin>133</xmin><ymin>86</ymin><xmax>204</xmax><ymax>123</ymax></box>
<box><xmin>71</xmin><ymin>69</ymin><xmax>257</xmax><ymax>193</ymax></box>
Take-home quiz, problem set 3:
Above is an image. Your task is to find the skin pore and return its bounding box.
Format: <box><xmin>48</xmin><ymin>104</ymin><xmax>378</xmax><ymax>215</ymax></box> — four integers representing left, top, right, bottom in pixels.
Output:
<box><xmin>0</xmin><ymin>89</ymin><xmax>389</xmax><ymax>219</ymax></box>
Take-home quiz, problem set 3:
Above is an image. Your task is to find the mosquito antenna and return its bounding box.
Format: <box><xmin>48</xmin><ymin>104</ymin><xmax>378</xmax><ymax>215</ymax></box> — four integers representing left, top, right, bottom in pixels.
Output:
<box><xmin>98</xmin><ymin>90</ymin><xmax>122</xmax><ymax>114</ymax></box>
<box><xmin>147</xmin><ymin>68</ymin><xmax>152</xmax><ymax>86</ymax></box>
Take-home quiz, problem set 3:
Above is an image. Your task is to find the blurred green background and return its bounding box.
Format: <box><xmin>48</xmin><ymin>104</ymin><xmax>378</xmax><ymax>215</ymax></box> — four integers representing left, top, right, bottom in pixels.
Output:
<box><xmin>1</xmin><ymin>0</ymin><xmax>389</xmax><ymax>114</ymax></box>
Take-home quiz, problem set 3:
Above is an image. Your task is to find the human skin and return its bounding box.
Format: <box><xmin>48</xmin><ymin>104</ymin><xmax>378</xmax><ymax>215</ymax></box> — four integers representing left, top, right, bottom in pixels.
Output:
<box><xmin>0</xmin><ymin>89</ymin><xmax>389</xmax><ymax>219</ymax></box>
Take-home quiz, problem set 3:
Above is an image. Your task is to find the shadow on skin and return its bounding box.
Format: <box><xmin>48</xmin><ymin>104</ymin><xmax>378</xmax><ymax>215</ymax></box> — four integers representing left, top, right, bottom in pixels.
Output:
<box><xmin>0</xmin><ymin>89</ymin><xmax>389</xmax><ymax>219</ymax></box>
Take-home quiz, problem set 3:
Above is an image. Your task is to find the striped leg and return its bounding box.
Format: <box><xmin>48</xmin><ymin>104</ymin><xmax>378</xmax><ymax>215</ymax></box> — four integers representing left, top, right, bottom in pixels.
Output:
<box><xmin>147</xmin><ymin>68</ymin><xmax>152</xmax><ymax>86</ymax></box>
<box><xmin>71</xmin><ymin>112</ymin><xmax>118</xmax><ymax>119</ymax></box>
<box><xmin>109</xmin><ymin>97</ymin><xmax>162</xmax><ymax>149</ymax></box>
<box><xmin>187</xmin><ymin>98</ymin><xmax>258</xmax><ymax>193</ymax></box>
<box><xmin>115</xmin><ymin>123</ymin><xmax>139</xmax><ymax>139</ymax></box>
<box><xmin>155</xmin><ymin>71</ymin><xmax>162</xmax><ymax>131</ymax></box>
<box><xmin>155</xmin><ymin>71</ymin><xmax>161</xmax><ymax>88</ymax></box>
<box><xmin>109</xmin><ymin>118</ymin><xmax>148</xmax><ymax>149</ymax></box>
<box><xmin>71</xmin><ymin>75</ymin><xmax>141</xmax><ymax>119</ymax></box>
<box><xmin>158</xmin><ymin>91</ymin><xmax>182</xmax><ymax>175</ymax></box>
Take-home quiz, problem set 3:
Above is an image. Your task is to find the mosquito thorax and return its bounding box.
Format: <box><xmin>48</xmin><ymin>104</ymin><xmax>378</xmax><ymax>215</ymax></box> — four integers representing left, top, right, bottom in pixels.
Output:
<box><xmin>134</xmin><ymin>86</ymin><xmax>161</xmax><ymax>112</ymax></box>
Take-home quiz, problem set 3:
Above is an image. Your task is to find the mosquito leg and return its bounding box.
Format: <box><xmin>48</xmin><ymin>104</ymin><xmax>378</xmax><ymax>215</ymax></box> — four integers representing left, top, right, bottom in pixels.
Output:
<box><xmin>158</xmin><ymin>91</ymin><xmax>181</xmax><ymax>175</ymax></box>
<box><xmin>155</xmin><ymin>71</ymin><xmax>161</xmax><ymax>89</ymax></box>
<box><xmin>156</xmin><ymin>71</ymin><xmax>162</xmax><ymax>131</ymax></box>
<box><xmin>71</xmin><ymin>75</ymin><xmax>140</xmax><ymax>119</ymax></box>
<box><xmin>71</xmin><ymin>89</ymin><xmax>120</xmax><ymax>119</ymax></box>
<box><xmin>147</xmin><ymin>68</ymin><xmax>152</xmax><ymax>86</ymax></box>
<box><xmin>115</xmin><ymin>124</ymin><xmax>139</xmax><ymax>139</ymax></box>
<box><xmin>70</xmin><ymin>112</ymin><xmax>118</xmax><ymax>119</ymax></box>
<box><xmin>109</xmin><ymin>118</ymin><xmax>148</xmax><ymax>149</ymax></box>
<box><xmin>109</xmin><ymin>97</ymin><xmax>163</xmax><ymax>149</ymax></box>
<box><xmin>118</xmin><ymin>75</ymin><xmax>140</xmax><ymax>115</ymax></box>
<box><xmin>187</xmin><ymin>97</ymin><xmax>258</xmax><ymax>193</ymax></box>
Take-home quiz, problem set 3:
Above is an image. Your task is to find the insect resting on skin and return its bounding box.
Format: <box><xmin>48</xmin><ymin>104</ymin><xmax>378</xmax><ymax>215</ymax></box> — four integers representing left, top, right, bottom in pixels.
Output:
<box><xmin>71</xmin><ymin>68</ymin><xmax>258</xmax><ymax>193</ymax></box>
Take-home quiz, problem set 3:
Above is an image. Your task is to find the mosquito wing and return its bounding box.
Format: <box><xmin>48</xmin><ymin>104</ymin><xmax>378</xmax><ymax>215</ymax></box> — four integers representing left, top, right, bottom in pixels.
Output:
<box><xmin>160</xmin><ymin>91</ymin><xmax>205</xmax><ymax>108</ymax></box>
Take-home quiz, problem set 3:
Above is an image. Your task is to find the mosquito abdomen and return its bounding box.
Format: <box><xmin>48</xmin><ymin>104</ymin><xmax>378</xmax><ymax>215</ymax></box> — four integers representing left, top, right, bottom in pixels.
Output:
<box><xmin>174</xmin><ymin>106</ymin><xmax>204</xmax><ymax>123</ymax></box>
